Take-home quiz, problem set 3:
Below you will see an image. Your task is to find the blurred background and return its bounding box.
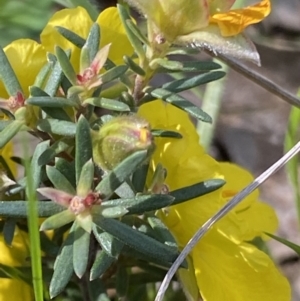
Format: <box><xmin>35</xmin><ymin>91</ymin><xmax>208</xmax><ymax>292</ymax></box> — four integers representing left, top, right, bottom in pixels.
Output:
<box><xmin>1</xmin><ymin>0</ymin><xmax>300</xmax><ymax>299</ymax></box>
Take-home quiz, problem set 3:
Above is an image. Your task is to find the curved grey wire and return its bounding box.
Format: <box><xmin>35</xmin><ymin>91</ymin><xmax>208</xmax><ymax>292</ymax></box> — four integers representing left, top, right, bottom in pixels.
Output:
<box><xmin>155</xmin><ymin>140</ymin><xmax>300</xmax><ymax>301</ymax></box>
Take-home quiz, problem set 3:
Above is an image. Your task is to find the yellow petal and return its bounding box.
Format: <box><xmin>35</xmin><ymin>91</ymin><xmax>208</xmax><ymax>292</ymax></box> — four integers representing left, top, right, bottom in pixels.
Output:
<box><xmin>0</xmin><ymin>39</ymin><xmax>46</xmax><ymax>98</ymax></box>
<box><xmin>40</xmin><ymin>7</ymin><xmax>93</xmax><ymax>72</ymax></box>
<box><xmin>210</xmin><ymin>0</ymin><xmax>271</xmax><ymax>37</ymax></box>
<box><xmin>0</xmin><ymin>229</ymin><xmax>33</xmax><ymax>300</ymax></box>
<box><xmin>97</xmin><ymin>7</ymin><xmax>134</xmax><ymax>66</ymax></box>
<box><xmin>192</xmin><ymin>238</ymin><xmax>290</xmax><ymax>301</ymax></box>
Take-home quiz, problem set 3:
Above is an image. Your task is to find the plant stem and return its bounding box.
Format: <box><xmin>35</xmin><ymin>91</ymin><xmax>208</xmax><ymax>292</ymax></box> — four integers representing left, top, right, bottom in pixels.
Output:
<box><xmin>197</xmin><ymin>59</ymin><xmax>228</xmax><ymax>151</ymax></box>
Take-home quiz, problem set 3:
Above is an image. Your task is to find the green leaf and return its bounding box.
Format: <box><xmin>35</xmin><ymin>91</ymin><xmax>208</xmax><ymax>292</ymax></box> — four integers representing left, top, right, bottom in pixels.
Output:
<box><xmin>151</xmin><ymin>129</ymin><xmax>182</xmax><ymax>139</ymax></box>
<box><xmin>125</xmin><ymin>19</ymin><xmax>149</xmax><ymax>46</ymax></box>
<box><xmin>149</xmin><ymin>88</ymin><xmax>212</xmax><ymax>123</ymax></box>
<box><xmin>40</xmin><ymin>210</ymin><xmax>75</xmax><ymax>231</ymax></box>
<box><xmin>150</xmin><ymin>58</ymin><xmax>183</xmax><ymax>71</ymax></box>
<box><xmin>95</xmin><ymin>150</ymin><xmax>148</xmax><ymax>197</ymax></box>
<box><xmin>147</xmin><ymin>216</ymin><xmax>177</xmax><ymax>248</ymax></box>
<box><xmin>38</xmin><ymin>138</ymin><xmax>73</xmax><ymax>166</ymax></box>
<box><xmin>90</xmin><ymin>251</ymin><xmax>115</xmax><ymax>281</ymax></box>
<box><xmin>55</xmin><ymin>26</ymin><xmax>85</xmax><ymax>47</ymax></box>
<box><xmin>3</xmin><ymin>219</ymin><xmax>16</xmax><ymax>246</ymax></box>
<box><xmin>75</xmin><ymin>115</ymin><xmax>92</xmax><ymax>184</ymax></box>
<box><xmin>46</xmin><ymin>165</ymin><xmax>76</xmax><ymax>195</ymax></box>
<box><xmin>37</xmin><ymin>119</ymin><xmax>76</xmax><ymax>136</ymax></box>
<box><xmin>44</xmin><ymin>52</ymin><xmax>67</xmax><ymax>97</ymax></box>
<box><xmin>29</xmin><ymin>86</ymin><xmax>49</xmax><ymax>97</ymax></box>
<box><xmin>284</xmin><ymin>105</ymin><xmax>300</xmax><ymax>221</ymax></box>
<box><xmin>55</xmin><ymin>46</ymin><xmax>77</xmax><ymax>85</ymax></box>
<box><xmin>67</xmin><ymin>0</ymin><xmax>98</xmax><ymax>20</ymax></box>
<box><xmin>0</xmin><ymin>201</ymin><xmax>64</xmax><ymax>218</ymax></box>
<box><xmin>92</xmin><ymin>226</ymin><xmax>123</xmax><ymax>258</ymax></box>
<box><xmin>26</xmin><ymin>96</ymin><xmax>77</xmax><ymax>108</ymax></box>
<box><xmin>30</xmin><ymin>140</ymin><xmax>50</xmax><ymax>190</ymax></box>
<box><xmin>266</xmin><ymin>233</ymin><xmax>300</xmax><ymax>256</ymax></box>
<box><xmin>97</xmin><ymin>206</ymin><xmax>129</xmax><ymax>219</ymax></box>
<box><xmin>0</xmin><ymin>120</ymin><xmax>24</xmax><ymax>148</ymax></box>
<box><xmin>93</xmin><ymin>216</ymin><xmax>179</xmax><ymax>264</ymax></box>
<box><xmin>162</xmin><ymin>71</ymin><xmax>225</xmax><ymax>93</ymax></box>
<box><xmin>41</xmin><ymin>107</ymin><xmax>72</xmax><ymax>121</ymax></box>
<box><xmin>132</xmin><ymin>163</ymin><xmax>148</xmax><ymax>193</ymax></box>
<box><xmin>33</xmin><ymin>62</ymin><xmax>52</xmax><ymax>89</ymax></box>
<box><xmin>77</xmin><ymin>159</ymin><xmax>94</xmax><ymax>196</ymax></box>
<box><xmin>157</xmin><ymin>60</ymin><xmax>222</xmax><ymax>72</ymax></box>
<box><xmin>117</xmin><ymin>4</ymin><xmax>145</xmax><ymax>60</ymax></box>
<box><xmin>170</xmin><ymin>179</ymin><xmax>225</xmax><ymax>205</ymax></box>
<box><xmin>100</xmin><ymin>65</ymin><xmax>128</xmax><ymax>84</ymax></box>
<box><xmin>73</xmin><ymin>222</ymin><xmax>90</xmax><ymax>278</ymax></box>
<box><xmin>84</xmin><ymin>23</ymin><xmax>100</xmax><ymax>63</ymax></box>
<box><xmin>83</xmin><ymin>97</ymin><xmax>130</xmax><ymax>112</ymax></box>
<box><xmin>0</xmin><ymin>46</ymin><xmax>22</xmax><ymax>95</ymax></box>
<box><xmin>99</xmin><ymin>194</ymin><xmax>174</xmax><ymax>215</ymax></box>
<box><xmin>55</xmin><ymin>158</ymin><xmax>76</xmax><ymax>189</ymax></box>
<box><xmin>123</xmin><ymin>55</ymin><xmax>145</xmax><ymax>76</ymax></box>
<box><xmin>50</xmin><ymin>226</ymin><xmax>75</xmax><ymax>299</ymax></box>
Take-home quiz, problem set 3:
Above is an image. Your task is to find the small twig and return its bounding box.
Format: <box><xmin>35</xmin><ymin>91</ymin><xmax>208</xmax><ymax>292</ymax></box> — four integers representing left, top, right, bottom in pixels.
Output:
<box><xmin>155</xmin><ymin>140</ymin><xmax>300</xmax><ymax>301</ymax></box>
<box><xmin>207</xmin><ymin>51</ymin><xmax>300</xmax><ymax>108</ymax></box>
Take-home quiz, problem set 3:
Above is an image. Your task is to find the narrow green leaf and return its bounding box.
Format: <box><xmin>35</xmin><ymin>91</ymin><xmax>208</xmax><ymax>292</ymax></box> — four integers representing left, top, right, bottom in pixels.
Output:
<box><xmin>55</xmin><ymin>46</ymin><xmax>77</xmax><ymax>85</ymax></box>
<box><xmin>41</xmin><ymin>107</ymin><xmax>72</xmax><ymax>121</ymax></box>
<box><xmin>151</xmin><ymin>129</ymin><xmax>182</xmax><ymax>139</ymax></box>
<box><xmin>3</xmin><ymin>219</ymin><xmax>16</xmax><ymax>246</ymax></box>
<box><xmin>83</xmin><ymin>97</ymin><xmax>130</xmax><ymax>112</ymax></box>
<box><xmin>123</xmin><ymin>55</ymin><xmax>145</xmax><ymax>76</ymax></box>
<box><xmin>45</xmin><ymin>52</ymin><xmax>67</xmax><ymax>97</ymax></box>
<box><xmin>266</xmin><ymin>233</ymin><xmax>300</xmax><ymax>256</ymax></box>
<box><xmin>75</xmin><ymin>115</ymin><xmax>92</xmax><ymax>184</ymax></box>
<box><xmin>50</xmin><ymin>227</ymin><xmax>74</xmax><ymax>299</ymax></box>
<box><xmin>0</xmin><ymin>201</ymin><xmax>64</xmax><ymax>218</ymax></box>
<box><xmin>132</xmin><ymin>163</ymin><xmax>148</xmax><ymax>193</ymax></box>
<box><xmin>90</xmin><ymin>250</ymin><xmax>115</xmax><ymax>280</ymax></box>
<box><xmin>100</xmin><ymin>65</ymin><xmax>128</xmax><ymax>84</ymax></box>
<box><xmin>30</xmin><ymin>140</ymin><xmax>50</xmax><ymax>190</ymax></box>
<box><xmin>92</xmin><ymin>226</ymin><xmax>123</xmax><ymax>258</ymax></box>
<box><xmin>157</xmin><ymin>60</ymin><xmax>222</xmax><ymax>72</ymax></box>
<box><xmin>40</xmin><ymin>210</ymin><xmax>75</xmax><ymax>231</ymax></box>
<box><xmin>150</xmin><ymin>88</ymin><xmax>212</xmax><ymax>123</ymax></box>
<box><xmin>284</xmin><ymin>105</ymin><xmax>300</xmax><ymax>223</ymax></box>
<box><xmin>99</xmin><ymin>194</ymin><xmax>174</xmax><ymax>215</ymax></box>
<box><xmin>0</xmin><ymin>47</ymin><xmax>22</xmax><ymax>95</ymax></box>
<box><xmin>162</xmin><ymin>71</ymin><xmax>225</xmax><ymax>93</ymax></box>
<box><xmin>98</xmin><ymin>206</ymin><xmax>129</xmax><ymax>218</ymax></box>
<box><xmin>55</xmin><ymin>158</ymin><xmax>76</xmax><ymax>189</ymax></box>
<box><xmin>37</xmin><ymin>119</ymin><xmax>76</xmax><ymax>137</ymax></box>
<box><xmin>33</xmin><ymin>62</ymin><xmax>52</xmax><ymax>88</ymax></box>
<box><xmin>125</xmin><ymin>19</ymin><xmax>149</xmax><ymax>46</ymax></box>
<box><xmin>46</xmin><ymin>165</ymin><xmax>76</xmax><ymax>195</ymax></box>
<box><xmin>68</xmin><ymin>0</ymin><xmax>98</xmax><ymax>20</ymax></box>
<box><xmin>55</xmin><ymin>26</ymin><xmax>85</xmax><ymax>48</ymax></box>
<box><xmin>0</xmin><ymin>120</ymin><xmax>24</xmax><ymax>148</ymax></box>
<box><xmin>29</xmin><ymin>86</ymin><xmax>49</xmax><ymax>97</ymax></box>
<box><xmin>26</xmin><ymin>96</ymin><xmax>77</xmax><ymax>108</ymax></box>
<box><xmin>95</xmin><ymin>150</ymin><xmax>148</xmax><ymax>197</ymax></box>
<box><xmin>150</xmin><ymin>58</ymin><xmax>183</xmax><ymax>71</ymax></box>
<box><xmin>38</xmin><ymin>138</ymin><xmax>73</xmax><ymax>166</ymax></box>
<box><xmin>0</xmin><ymin>120</ymin><xmax>12</xmax><ymax>131</ymax></box>
<box><xmin>93</xmin><ymin>216</ymin><xmax>179</xmax><ymax>264</ymax></box>
<box><xmin>170</xmin><ymin>179</ymin><xmax>225</xmax><ymax>205</ymax></box>
<box><xmin>85</xmin><ymin>23</ymin><xmax>100</xmax><ymax>63</ymax></box>
<box><xmin>73</xmin><ymin>222</ymin><xmax>90</xmax><ymax>278</ymax></box>
<box><xmin>147</xmin><ymin>216</ymin><xmax>177</xmax><ymax>248</ymax></box>
<box><xmin>77</xmin><ymin>159</ymin><xmax>94</xmax><ymax>196</ymax></box>
<box><xmin>117</xmin><ymin>4</ymin><xmax>145</xmax><ymax>60</ymax></box>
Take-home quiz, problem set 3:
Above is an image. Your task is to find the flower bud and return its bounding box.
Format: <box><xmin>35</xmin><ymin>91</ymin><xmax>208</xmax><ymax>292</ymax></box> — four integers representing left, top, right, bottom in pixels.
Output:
<box><xmin>92</xmin><ymin>114</ymin><xmax>153</xmax><ymax>171</ymax></box>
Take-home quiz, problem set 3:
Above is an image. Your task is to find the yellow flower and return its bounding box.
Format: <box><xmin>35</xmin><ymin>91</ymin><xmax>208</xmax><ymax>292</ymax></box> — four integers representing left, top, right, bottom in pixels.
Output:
<box><xmin>138</xmin><ymin>100</ymin><xmax>290</xmax><ymax>301</ymax></box>
<box><xmin>126</xmin><ymin>0</ymin><xmax>270</xmax><ymax>63</ymax></box>
<box><xmin>0</xmin><ymin>39</ymin><xmax>47</xmax><ymax>99</ymax></box>
<box><xmin>0</xmin><ymin>228</ymin><xmax>33</xmax><ymax>301</ymax></box>
<box><xmin>40</xmin><ymin>7</ymin><xmax>134</xmax><ymax>72</ymax></box>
